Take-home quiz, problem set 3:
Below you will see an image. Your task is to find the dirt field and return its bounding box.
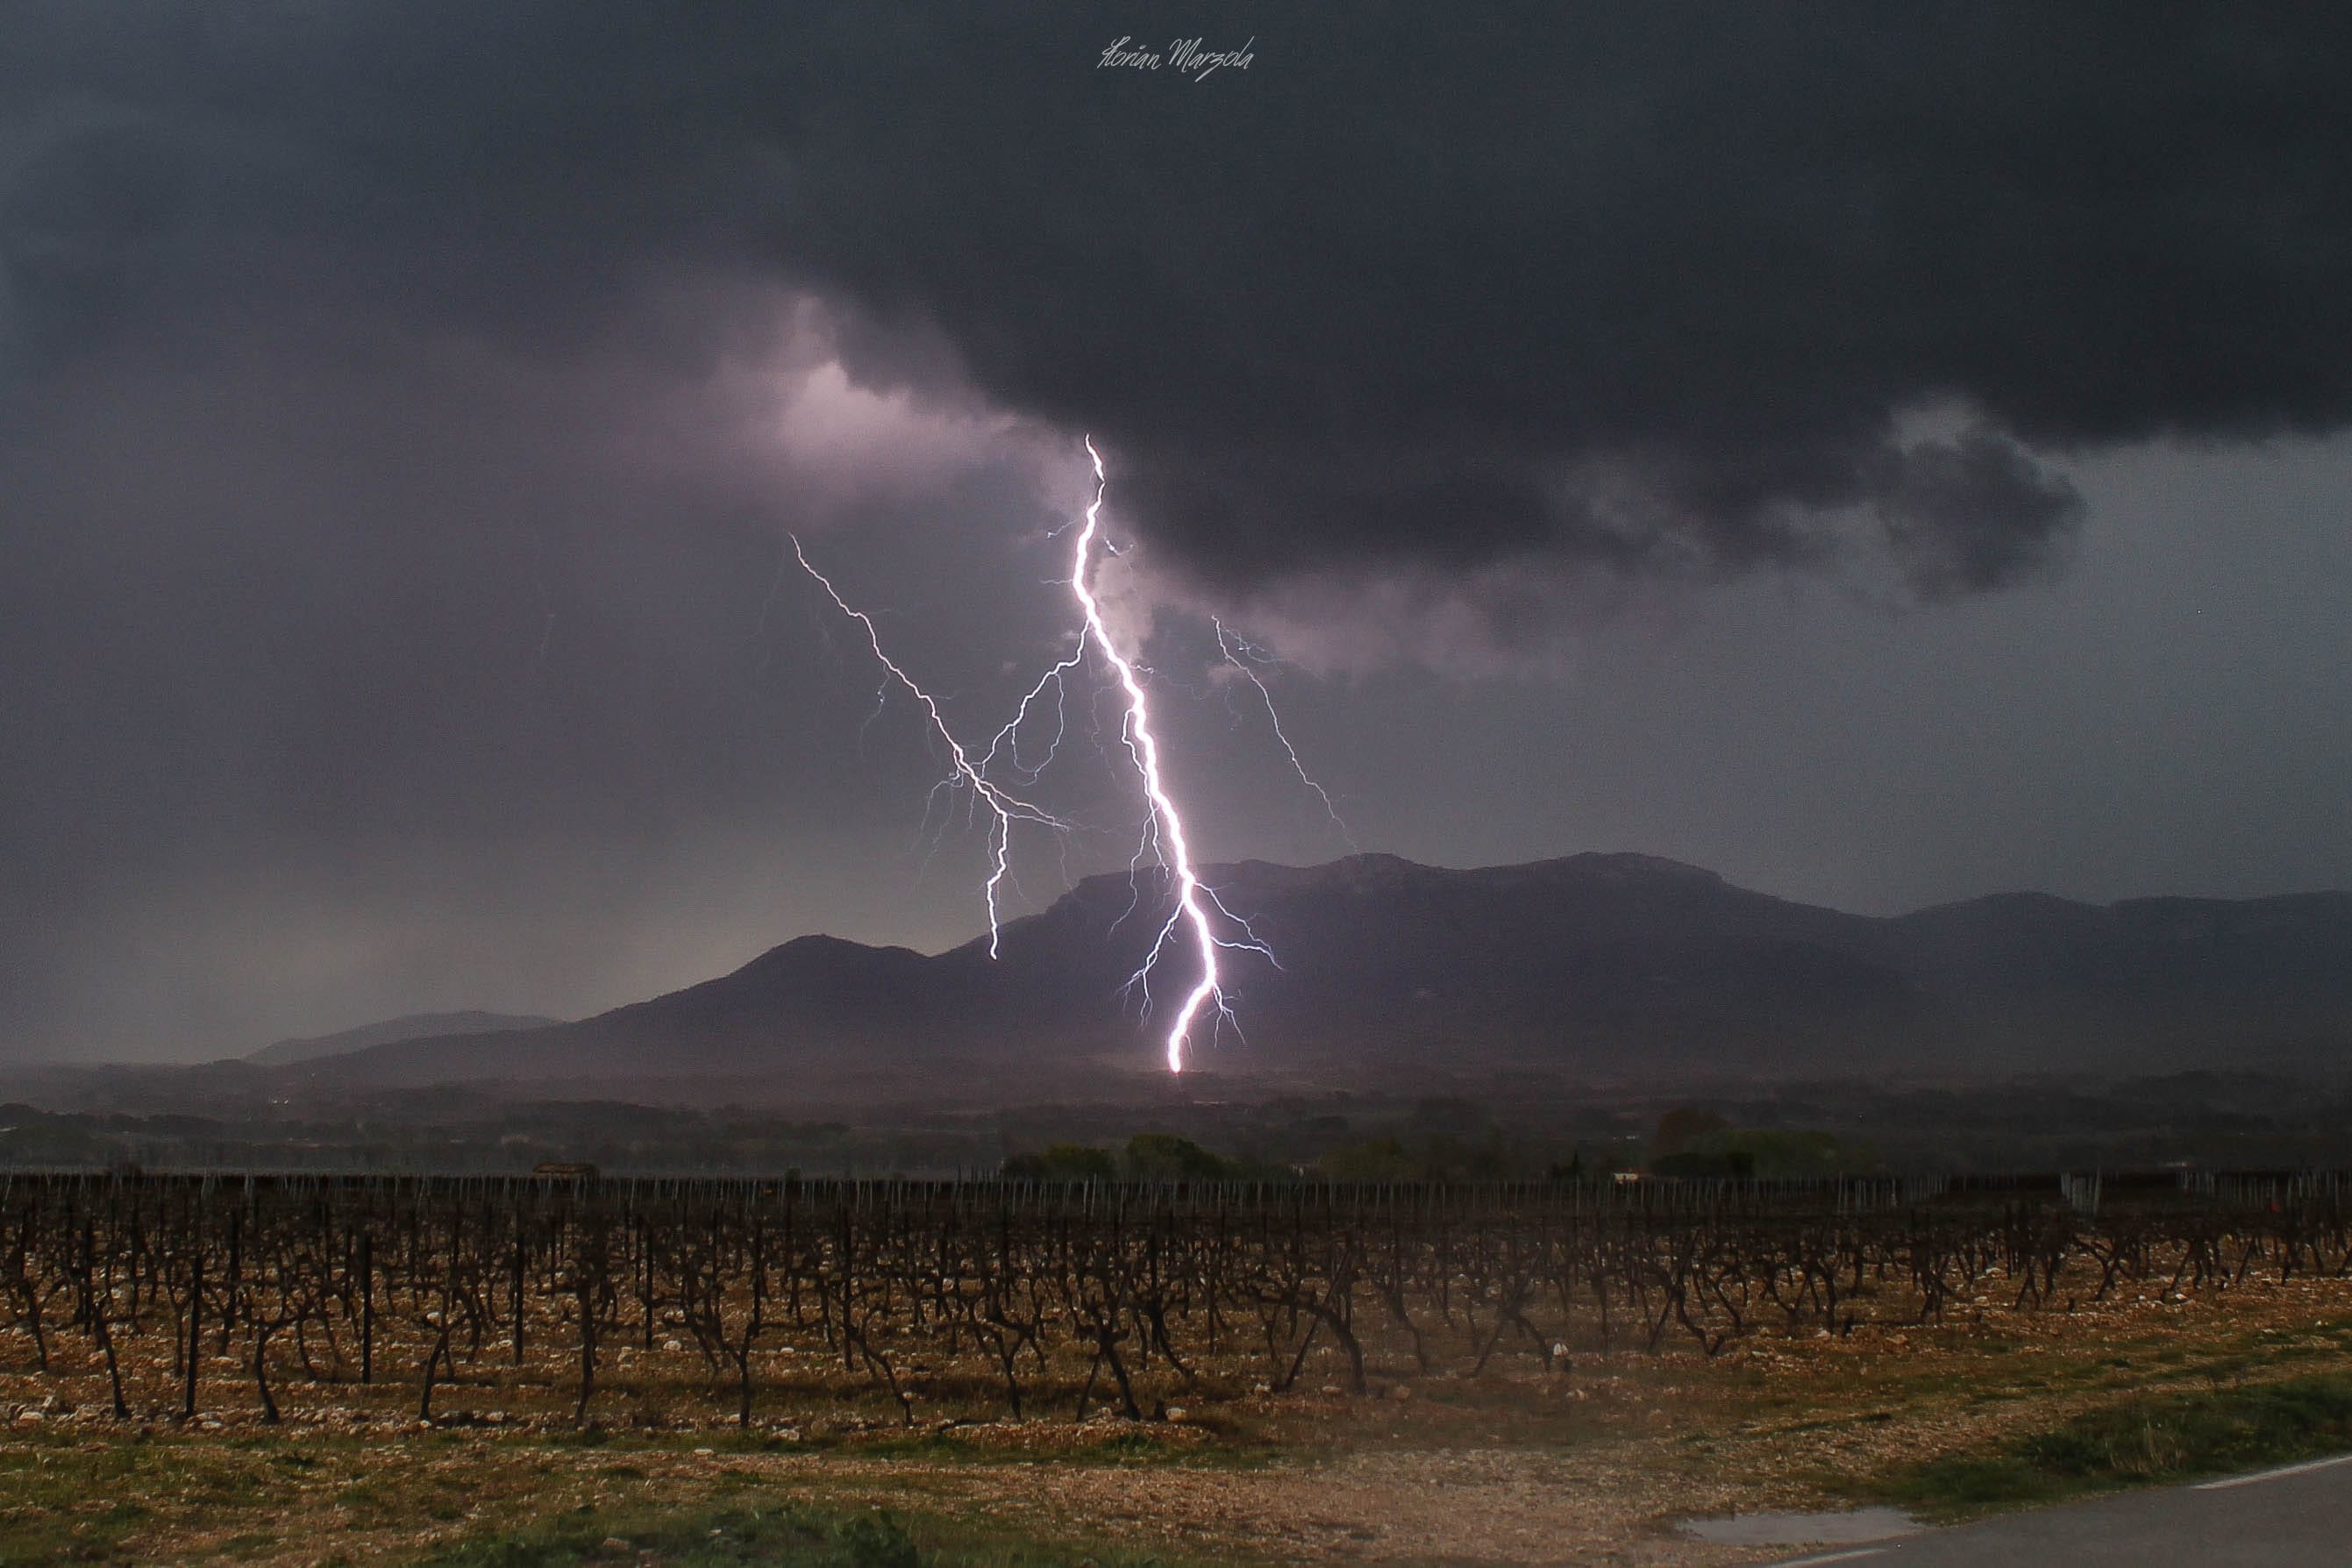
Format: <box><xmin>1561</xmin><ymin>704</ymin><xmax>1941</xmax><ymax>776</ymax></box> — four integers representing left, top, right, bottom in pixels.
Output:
<box><xmin>8</xmin><ymin>1274</ymin><xmax>2352</xmax><ymax>1565</ymax></box>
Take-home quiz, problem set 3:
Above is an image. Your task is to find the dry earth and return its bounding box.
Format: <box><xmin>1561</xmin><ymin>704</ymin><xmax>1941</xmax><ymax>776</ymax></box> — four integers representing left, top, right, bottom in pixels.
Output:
<box><xmin>7</xmin><ymin>1277</ymin><xmax>2352</xmax><ymax>1564</ymax></box>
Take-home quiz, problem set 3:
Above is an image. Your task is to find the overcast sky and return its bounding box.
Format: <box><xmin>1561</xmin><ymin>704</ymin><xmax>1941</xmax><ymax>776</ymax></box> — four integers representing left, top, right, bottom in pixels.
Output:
<box><xmin>4</xmin><ymin>4</ymin><xmax>2349</xmax><ymax>1061</ymax></box>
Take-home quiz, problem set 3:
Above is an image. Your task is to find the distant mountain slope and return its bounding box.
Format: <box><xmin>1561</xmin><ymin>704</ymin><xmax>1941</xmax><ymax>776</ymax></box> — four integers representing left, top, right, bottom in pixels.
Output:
<box><xmin>1885</xmin><ymin>890</ymin><xmax>2352</xmax><ymax>1004</ymax></box>
<box><xmin>307</xmin><ymin>854</ymin><xmax>2352</xmax><ymax>1092</ymax></box>
<box><xmin>249</xmin><ymin>1011</ymin><xmax>563</xmax><ymax>1066</ymax></box>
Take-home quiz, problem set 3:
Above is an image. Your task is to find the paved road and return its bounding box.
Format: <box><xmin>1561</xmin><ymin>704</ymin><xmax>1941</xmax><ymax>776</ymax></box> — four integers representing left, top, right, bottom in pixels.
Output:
<box><xmin>1766</xmin><ymin>1452</ymin><xmax>2352</xmax><ymax>1566</ymax></box>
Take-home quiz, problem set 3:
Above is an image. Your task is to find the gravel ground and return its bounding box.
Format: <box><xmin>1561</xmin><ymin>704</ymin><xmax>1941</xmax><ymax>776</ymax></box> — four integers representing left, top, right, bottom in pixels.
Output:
<box><xmin>10</xmin><ymin>1276</ymin><xmax>2352</xmax><ymax>1564</ymax></box>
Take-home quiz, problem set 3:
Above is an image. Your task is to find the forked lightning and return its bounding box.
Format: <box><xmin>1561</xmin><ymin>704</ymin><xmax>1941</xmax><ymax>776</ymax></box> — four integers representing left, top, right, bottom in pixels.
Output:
<box><xmin>795</xmin><ymin>438</ymin><xmax>1308</xmax><ymax>1072</ymax></box>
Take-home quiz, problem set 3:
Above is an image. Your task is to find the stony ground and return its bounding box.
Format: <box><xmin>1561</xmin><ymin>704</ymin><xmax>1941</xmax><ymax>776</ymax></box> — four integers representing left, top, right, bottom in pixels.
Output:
<box><xmin>7</xmin><ymin>1276</ymin><xmax>2352</xmax><ymax>1564</ymax></box>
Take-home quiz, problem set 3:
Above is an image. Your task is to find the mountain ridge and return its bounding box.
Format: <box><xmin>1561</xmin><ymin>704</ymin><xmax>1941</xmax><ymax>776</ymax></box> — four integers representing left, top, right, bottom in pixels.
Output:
<box><xmin>297</xmin><ymin>852</ymin><xmax>2352</xmax><ymax>1093</ymax></box>
<box><xmin>248</xmin><ymin>1010</ymin><xmax>565</xmax><ymax>1066</ymax></box>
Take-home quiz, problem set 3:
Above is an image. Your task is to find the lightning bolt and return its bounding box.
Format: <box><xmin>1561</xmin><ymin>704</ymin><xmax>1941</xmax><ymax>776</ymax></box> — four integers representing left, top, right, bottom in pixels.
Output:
<box><xmin>791</xmin><ymin>536</ymin><xmax>1068</xmax><ymax>957</ymax></box>
<box><xmin>1070</xmin><ymin>438</ymin><xmax>1272</xmax><ymax>1073</ymax></box>
<box><xmin>1214</xmin><ymin>618</ymin><xmax>1358</xmax><ymax>852</ymax></box>
<box><xmin>980</xmin><ymin>638</ymin><xmax>1085</xmax><ymax>787</ymax></box>
<box><xmin>795</xmin><ymin>439</ymin><xmax>1288</xmax><ymax>1074</ymax></box>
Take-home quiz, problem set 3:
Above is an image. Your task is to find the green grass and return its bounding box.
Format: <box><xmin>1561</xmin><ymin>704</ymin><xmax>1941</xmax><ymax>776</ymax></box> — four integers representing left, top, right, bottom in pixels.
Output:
<box><xmin>415</xmin><ymin>1499</ymin><xmax>1211</xmax><ymax>1568</ymax></box>
<box><xmin>0</xmin><ymin>1422</ymin><xmax>1260</xmax><ymax>1568</ymax></box>
<box><xmin>1863</xmin><ymin>1370</ymin><xmax>2352</xmax><ymax>1521</ymax></box>
<box><xmin>0</xmin><ymin>1433</ymin><xmax>172</xmax><ymax>1564</ymax></box>
<box><xmin>417</xmin><ymin>1504</ymin><xmax>923</xmax><ymax>1568</ymax></box>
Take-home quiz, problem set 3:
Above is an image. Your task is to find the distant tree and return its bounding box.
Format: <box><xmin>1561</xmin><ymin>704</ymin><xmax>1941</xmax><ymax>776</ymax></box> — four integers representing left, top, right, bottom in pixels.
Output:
<box><xmin>1721</xmin><ymin>1129</ymin><xmax>1868</xmax><ymax>1177</ymax></box>
<box><xmin>1406</xmin><ymin>1096</ymin><xmax>1489</xmax><ymax>1137</ymax></box>
<box><xmin>1650</xmin><ymin>1126</ymin><xmax>1865</xmax><ymax>1177</ymax></box>
<box><xmin>1419</xmin><ymin>1130</ymin><xmax>1518</xmax><ymax>1180</ymax></box>
<box><xmin>1650</xmin><ymin>1148</ymin><xmax>1757</xmax><ymax>1179</ymax></box>
<box><xmin>1001</xmin><ymin>1143</ymin><xmax>1117</xmax><ymax>1180</ymax></box>
<box><xmin>1122</xmin><ymin>1133</ymin><xmax>1227</xmax><ymax>1180</ymax></box>
<box><xmin>1319</xmin><ymin>1137</ymin><xmax>1420</xmax><ymax>1180</ymax></box>
<box><xmin>1650</xmin><ymin>1108</ymin><xmax>1732</xmax><ymax>1161</ymax></box>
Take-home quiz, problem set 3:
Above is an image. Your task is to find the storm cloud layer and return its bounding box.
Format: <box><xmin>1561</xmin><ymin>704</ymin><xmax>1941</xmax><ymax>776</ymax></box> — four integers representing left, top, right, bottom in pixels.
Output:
<box><xmin>9</xmin><ymin>4</ymin><xmax>2352</xmax><ymax>600</ymax></box>
<box><xmin>6</xmin><ymin>4</ymin><xmax>2352</xmax><ymax>1058</ymax></box>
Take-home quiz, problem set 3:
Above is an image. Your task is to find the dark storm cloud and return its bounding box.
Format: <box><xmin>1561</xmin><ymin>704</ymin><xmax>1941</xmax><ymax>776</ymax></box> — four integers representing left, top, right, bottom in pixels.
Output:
<box><xmin>7</xmin><ymin>4</ymin><xmax>2349</xmax><ymax>600</ymax></box>
<box><xmin>763</xmin><ymin>3</ymin><xmax>2344</xmax><ymax>600</ymax></box>
<box><xmin>1873</xmin><ymin>433</ymin><xmax>2083</xmax><ymax>602</ymax></box>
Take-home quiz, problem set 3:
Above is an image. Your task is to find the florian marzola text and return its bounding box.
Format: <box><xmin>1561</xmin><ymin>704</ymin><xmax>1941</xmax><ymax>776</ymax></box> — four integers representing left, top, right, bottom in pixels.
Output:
<box><xmin>1099</xmin><ymin>36</ymin><xmax>1255</xmax><ymax>79</ymax></box>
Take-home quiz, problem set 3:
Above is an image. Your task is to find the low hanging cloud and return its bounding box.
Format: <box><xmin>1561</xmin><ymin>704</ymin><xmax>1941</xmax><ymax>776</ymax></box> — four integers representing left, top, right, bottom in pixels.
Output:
<box><xmin>1873</xmin><ymin>432</ymin><xmax>2085</xmax><ymax>602</ymax></box>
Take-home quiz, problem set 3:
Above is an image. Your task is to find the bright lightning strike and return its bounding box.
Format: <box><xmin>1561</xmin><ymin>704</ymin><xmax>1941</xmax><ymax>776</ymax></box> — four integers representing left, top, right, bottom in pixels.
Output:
<box><xmin>1214</xmin><ymin>618</ymin><xmax>1358</xmax><ymax>852</ymax></box>
<box><xmin>795</xmin><ymin>439</ymin><xmax>1294</xmax><ymax>1075</ymax></box>
<box><xmin>1068</xmin><ymin>437</ymin><xmax>1268</xmax><ymax>1073</ymax></box>
<box><xmin>791</xmin><ymin>537</ymin><xmax>1068</xmax><ymax>957</ymax></box>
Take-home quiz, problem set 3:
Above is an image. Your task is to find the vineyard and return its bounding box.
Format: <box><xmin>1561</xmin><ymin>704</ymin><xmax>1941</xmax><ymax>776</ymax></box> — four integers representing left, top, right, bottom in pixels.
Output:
<box><xmin>5</xmin><ymin>1171</ymin><xmax>2352</xmax><ymax>1433</ymax></box>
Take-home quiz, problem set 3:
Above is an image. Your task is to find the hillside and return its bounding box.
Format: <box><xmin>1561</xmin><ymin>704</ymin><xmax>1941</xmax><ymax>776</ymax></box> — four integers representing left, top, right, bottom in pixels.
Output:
<box><xmin>248</xmin><ymin>1011</ymin><xmax>565</xmax><ymax>1066</ymax></box>
<box><xmin>303</xmin><ymin>854</ymin><xmax>2352</xmax><ymax>1093</ymax></box>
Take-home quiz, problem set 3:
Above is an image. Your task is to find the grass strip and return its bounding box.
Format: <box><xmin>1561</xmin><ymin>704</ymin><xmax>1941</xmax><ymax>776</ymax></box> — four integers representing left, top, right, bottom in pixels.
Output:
<box><xmin>413</xmin><ymin>1496</ymin><xmax>1222</xmax><ymax>1568</ymax></box>
<box><xmin>1864</xmin><ymin>1370</ymin><xmax>2352</xmax><ymax>1520</ymax></box>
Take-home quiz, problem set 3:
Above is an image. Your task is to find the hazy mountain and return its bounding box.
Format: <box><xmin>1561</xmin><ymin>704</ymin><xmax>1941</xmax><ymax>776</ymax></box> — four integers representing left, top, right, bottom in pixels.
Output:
<box><xmin>248</xmin><ymin>1011</ymin><xmax>564</xmax><ymax>1066</ymax></box>
<box><xmin>307</xmin><ymin>854</ymin><xmax>2352</xmax><ymax>1093</ymax></box>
